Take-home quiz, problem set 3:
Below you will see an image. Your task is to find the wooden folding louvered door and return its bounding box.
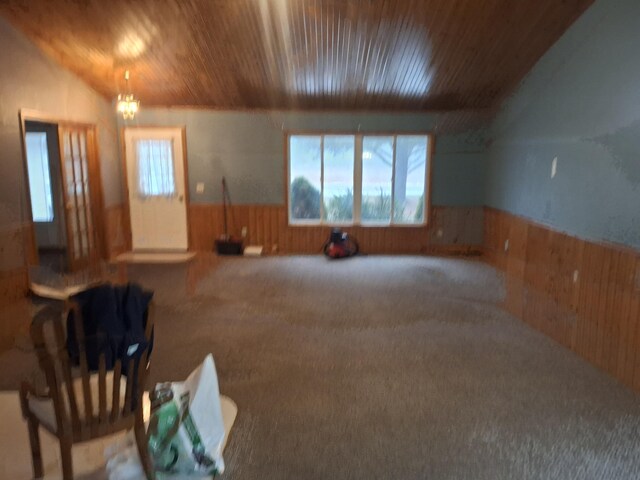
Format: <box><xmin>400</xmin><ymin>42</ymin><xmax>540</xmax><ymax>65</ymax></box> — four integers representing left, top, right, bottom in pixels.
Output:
<box><xmin>58</xmin><ymin>124</ymin><xmax>103</xmax><ymax>271</ymax></box>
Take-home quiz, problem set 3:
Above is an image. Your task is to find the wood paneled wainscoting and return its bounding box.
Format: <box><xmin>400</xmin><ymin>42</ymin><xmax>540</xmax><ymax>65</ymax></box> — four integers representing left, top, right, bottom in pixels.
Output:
<box><xmin>0</xmin><ymin>221</ymin><xmax>33</xmax><ymax>301</ymax></box>
<box><xmin>189</xmin><ymin>205</ymin><xmax>483</xmax><ymax>255</ymax></box>
<box><xmin>484</xmin><ymin>207</ymin><xmax>640</xmax><ymax>392</ymax></box>
<box><xmin>0</xmin><ymin>222</ymin><xmax>33</xmax><ymax>351</ymax></box>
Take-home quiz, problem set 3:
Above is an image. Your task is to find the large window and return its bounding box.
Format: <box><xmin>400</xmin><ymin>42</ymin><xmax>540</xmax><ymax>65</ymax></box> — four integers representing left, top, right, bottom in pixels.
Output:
<box><xmin>25</xmin><ymin>132</ymin><xmax>54</xmax><ymax>222</ymax></box>
<box><xmin>288</xmin><ymin>134</ymin><xmax>430</xmax><ymax>225</ymax></box>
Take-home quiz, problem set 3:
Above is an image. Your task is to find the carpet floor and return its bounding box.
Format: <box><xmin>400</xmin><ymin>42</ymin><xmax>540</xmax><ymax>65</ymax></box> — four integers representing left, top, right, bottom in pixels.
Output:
<box><xmin>1</xmin><ymin>255</ymin><xmax>640</xmax><ymax>479</ymax></box>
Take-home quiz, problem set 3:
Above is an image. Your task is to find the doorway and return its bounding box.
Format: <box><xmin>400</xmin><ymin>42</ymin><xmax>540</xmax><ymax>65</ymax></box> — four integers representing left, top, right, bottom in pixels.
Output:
<box><xmin>21</xmin><ymin>113</ymin><xmax>105</xmax><ymax>275</ymax></box>
<box><xmin>123</xmin><ymin>127</ymin><xmax>189</xmax><ymax>251</ymax></box>
<box><xmin>24</xmin><ymin>121</ymin><xmax>67</xmax><ymax>272</ymax></box>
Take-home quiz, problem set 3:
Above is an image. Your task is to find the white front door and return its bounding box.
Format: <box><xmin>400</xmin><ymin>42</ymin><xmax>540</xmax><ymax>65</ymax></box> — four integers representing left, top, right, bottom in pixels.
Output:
<box><xmin>124</xmin><ymin>127</ymin><xmax>188</xmax><ymax>251</ymax></box>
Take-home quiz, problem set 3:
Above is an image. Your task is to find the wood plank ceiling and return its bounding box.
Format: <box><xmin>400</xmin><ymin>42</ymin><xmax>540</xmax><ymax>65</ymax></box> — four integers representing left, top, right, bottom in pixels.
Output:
<box><xmin>0</xmin><ymin>0</ymin><xmax>593</xmax><ymax>112</ymax></box>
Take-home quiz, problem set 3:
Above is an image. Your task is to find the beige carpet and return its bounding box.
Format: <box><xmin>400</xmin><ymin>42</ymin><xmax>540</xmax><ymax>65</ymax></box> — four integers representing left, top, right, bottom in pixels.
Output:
<box><xmin>2</xmin><ymin>255</ymin><xmax>640</xmax><ymax>479</ymax></box>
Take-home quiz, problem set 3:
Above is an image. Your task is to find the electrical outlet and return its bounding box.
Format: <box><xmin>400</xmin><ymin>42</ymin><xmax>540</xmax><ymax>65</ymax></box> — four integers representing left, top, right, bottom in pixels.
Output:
<box><xmin>241</xmin><ymin>226</ymin><xmax>248</xmax><ymax>238</ymax></box>
<box><xmin>551</xmin><ymin>157</ymin><xmax>558</xmax><ymax>179</ymax></box>
<box><xmin>196</xmin><ymin>182</ymin><xmax>205</xmax><ymax>194</ymax></box>
<box><xmin>504</xmin><ymin>239</ymin><xmax>509</xmax><ymax>252</ymax></box>
<box><xmin>573</xmin><ymin>270</ymin><xmax>579</xmax><ymax>284</ymax></box>
<box><xmin>436</xmin><ymin>228</ymin><xmax>443</xmax><ymax>238</ymax></box>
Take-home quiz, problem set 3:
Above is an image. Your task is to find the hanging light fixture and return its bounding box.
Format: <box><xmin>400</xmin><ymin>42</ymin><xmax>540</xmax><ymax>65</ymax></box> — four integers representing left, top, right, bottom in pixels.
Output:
<box><xmin>117</xmin><ymin>70</ymin><xmax>140</xmax><ymax>120</ymax></box>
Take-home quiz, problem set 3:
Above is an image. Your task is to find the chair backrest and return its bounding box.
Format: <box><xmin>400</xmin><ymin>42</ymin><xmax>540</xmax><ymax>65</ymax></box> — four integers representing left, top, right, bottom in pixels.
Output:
<box><xmin>30</xmin><ymin>301</ymin><xmax>154</xmax><ymax>441</ymax></box>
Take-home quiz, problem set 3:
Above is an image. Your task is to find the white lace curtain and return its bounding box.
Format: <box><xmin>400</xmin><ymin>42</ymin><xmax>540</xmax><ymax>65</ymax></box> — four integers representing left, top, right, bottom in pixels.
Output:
<box><xmin>136</xmin><ymin>139</ymin><xmax>176</xmax><ymax>198</ymax></box>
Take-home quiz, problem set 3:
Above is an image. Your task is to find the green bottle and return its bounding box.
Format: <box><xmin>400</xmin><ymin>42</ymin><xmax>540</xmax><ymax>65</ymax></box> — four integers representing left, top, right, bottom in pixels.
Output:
<box><xmin>148</xmin><ymin>383</ymin><xmax>182</xmax><ymax>471</ymax></box>
<box><xmin>147</xmin><ymin>383</ymin><xmax>219</xmax><ymax>475</ymax></box>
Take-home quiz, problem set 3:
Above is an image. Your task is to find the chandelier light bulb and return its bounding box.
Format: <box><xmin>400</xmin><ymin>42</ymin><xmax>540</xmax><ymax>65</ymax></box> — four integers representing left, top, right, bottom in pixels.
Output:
<box><xmin>117</xmin><ymin>70</ymin><xmax>140</xmax><ymax>120</ymax></box>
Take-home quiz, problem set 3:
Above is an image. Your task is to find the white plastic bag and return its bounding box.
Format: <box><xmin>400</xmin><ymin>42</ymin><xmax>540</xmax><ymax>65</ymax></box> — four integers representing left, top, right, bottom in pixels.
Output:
<box><xmin>105</xmin><ymin>437</ymin><xmax>145</xmax><ymax>480</ymax></box>
<box><xmin>106</xmin><ymin>354</ymin><xmax>226</xmax><ymax>479</ymax></box>
<box><xmin>148</xmin><ymin>354</ymin><xmax>226</xmax><ymax>476</ymax></box>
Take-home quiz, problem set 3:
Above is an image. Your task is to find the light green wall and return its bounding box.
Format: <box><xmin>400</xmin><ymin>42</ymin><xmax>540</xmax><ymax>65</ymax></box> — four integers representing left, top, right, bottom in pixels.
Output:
<box><xmin>119</xmin><ymin>109</ymin><xmax>487</xmax><ymax>207</ymax></box>
<box><xmin>485</xmin><ymin>0</ymin><xmax>640</xmax><ymax>249</ymax></box>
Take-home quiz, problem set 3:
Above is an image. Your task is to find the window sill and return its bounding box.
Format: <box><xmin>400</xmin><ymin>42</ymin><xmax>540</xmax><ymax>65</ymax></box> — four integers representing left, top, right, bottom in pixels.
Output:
<box><xmin>287</xmin><ymin>222</ymin><xmax>428</xmax><ymax>228</ymax></box>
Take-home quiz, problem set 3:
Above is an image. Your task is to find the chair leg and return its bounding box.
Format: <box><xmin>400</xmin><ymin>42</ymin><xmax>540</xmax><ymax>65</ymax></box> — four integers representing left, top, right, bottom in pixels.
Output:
<box><xmin>59</xmin><ymin>438</ymin><xmax>73</xmax><ymax>480</ymax></box>
<box><xmin>134</xmin><ymin>417</ymin><xmax>154</xmax><ymax>480</ymax></box>
<box><xmin>26</xmin><ymin>417</ymin><xmax>43</xmax><ymax>479</ymax></box>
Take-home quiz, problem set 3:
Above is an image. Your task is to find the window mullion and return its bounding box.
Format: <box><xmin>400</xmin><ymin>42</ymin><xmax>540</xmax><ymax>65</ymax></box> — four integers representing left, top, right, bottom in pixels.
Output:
<box><xmin>390</xmin><ymin>135</ymin><xmax>397</xmax><ymax>225</ymax></box>
<box><xmin>353</xmin><ymin>135</ymin><xmax>363</xmax><ymax>224</ymax></box>
<box><xmin>287</xmin><ymin>137</ymin><xmax>292</xmax><ymax>222</ymax></box>
<box><xmin>320</xmin><ymin>135</ymin><xmax>325</xmax><ymax>223</ymax></box>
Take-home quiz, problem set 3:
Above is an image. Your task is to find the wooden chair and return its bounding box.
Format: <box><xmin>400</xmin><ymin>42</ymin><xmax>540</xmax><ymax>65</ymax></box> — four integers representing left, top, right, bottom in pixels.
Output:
<box><xmin>19</xmin><ymin>301</ymin><xmax>155</xmax><ymax>479</ymax></box>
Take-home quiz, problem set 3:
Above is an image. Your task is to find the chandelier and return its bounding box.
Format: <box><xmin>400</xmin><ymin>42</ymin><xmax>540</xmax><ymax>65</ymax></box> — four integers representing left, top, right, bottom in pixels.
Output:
<box><xmin>117</xmin><ymin>70</ymin><xmax>140</xmax><ymax>120</ymax></box>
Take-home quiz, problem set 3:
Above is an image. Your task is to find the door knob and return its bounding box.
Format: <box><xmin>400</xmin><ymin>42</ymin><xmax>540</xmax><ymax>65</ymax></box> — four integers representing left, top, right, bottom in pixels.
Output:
<box><xmin>179</xmin><ymin>194</ymin><xmax>184</xmax><ymax>202</ymax></box>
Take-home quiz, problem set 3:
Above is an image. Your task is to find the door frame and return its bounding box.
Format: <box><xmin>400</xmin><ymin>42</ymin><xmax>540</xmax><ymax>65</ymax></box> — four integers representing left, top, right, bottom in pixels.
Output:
<box><xmin>18</xmin><ymin>108</ymin><xmax>107</xmax><ymax>271</ymax></box>
<box><xmin>120</xmin><ymin>126</ymin><xmax>192</xmax><ymax>251</ymax></box>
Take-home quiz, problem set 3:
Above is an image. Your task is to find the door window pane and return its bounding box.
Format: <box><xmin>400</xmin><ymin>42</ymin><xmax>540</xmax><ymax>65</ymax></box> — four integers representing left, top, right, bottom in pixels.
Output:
<box><xmin>289</xmin><ymin>136</ymin><xmax>321</xmax><ymax>221</ymax></box>
<box><xmin>25</xmin><ymin>132</ymin><xmax>54</xmax><ymax>222</ymax></box>
<box><xmin>394</xmin><ymin>136</ymin><xmax>428</xmax><ymax>224</ymax></box>
<box><xmin>136</xmin><ymin>139</ymin><xmax>176</xmax><ymax>197</ymax></box>
<box><xmin>323</xmin><ymin>135</ymin><xmax>354</xmax><ymax>222</ymax></box>
<box><xmin>361</xmin><ymin>136</ymin><xmax>393</xmax><ymax>223</ymax></box>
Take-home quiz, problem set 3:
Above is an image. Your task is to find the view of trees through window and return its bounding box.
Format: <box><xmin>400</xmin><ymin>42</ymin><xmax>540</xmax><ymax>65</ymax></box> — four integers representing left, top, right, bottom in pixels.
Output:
<box><xmin>289</xmin><ymin>134</ymin><xmax>429</xmax><ymax>225</ymax></box>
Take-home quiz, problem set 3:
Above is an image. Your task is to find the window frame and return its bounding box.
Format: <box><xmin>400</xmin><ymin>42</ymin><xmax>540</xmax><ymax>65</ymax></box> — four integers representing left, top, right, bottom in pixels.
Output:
<box><xmin>285</xmin><ymin>131</ymin><xmax>433</xmax><ymax>227</ymax></box>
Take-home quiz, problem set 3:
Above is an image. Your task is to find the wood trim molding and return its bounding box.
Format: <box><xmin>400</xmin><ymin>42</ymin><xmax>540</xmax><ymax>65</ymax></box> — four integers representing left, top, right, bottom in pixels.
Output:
<box><xmin>19</xmin><ymin>109</ymin><xmax>97</xmax><ymax>128</ymax></box>
<box><xmin>118</xmin><ymin>127</ymin><xmax>133</xmax><ymax>252</ymax></box>
<box><xmin>17</xmin><ymin>110</ymin><xmax>38</xmax><ymax>268</ymax></box>
<box><xmin>104</xmin><ymin>204</ymin><xmax>128</xmax><ymax>259</ymax></box>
